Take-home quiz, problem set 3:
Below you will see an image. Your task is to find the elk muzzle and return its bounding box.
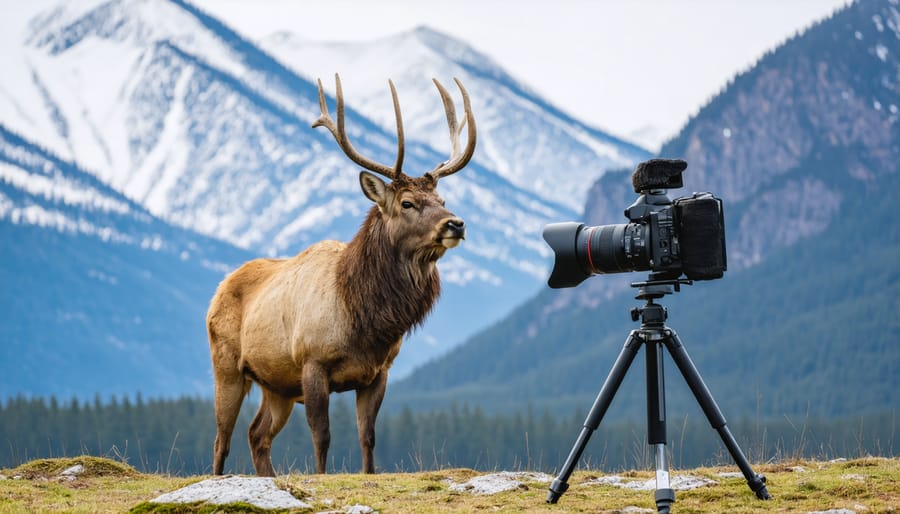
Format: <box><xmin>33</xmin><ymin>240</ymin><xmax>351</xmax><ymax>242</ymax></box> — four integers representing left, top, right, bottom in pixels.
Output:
<box><xmin>439</xmin><ymin>217</ymin><xmax>466</xmax><ymax>249</ymax></box>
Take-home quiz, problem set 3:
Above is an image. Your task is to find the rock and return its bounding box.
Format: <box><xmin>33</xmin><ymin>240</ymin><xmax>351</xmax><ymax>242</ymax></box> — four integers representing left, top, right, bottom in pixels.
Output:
<box><xmin>807</xmin><ymin>510</ymin><xmax>856</xmax><ymax>514</ymax></box>
<box><xmin>345</xmin><ymin>504</ymin><xmax>376</xmax><ymax>514</ymax></box>
<box><xmin>585</xmin><ymin>474</ymin><xmax>717</xmax><ymax>491</ymax></box>
<box><xmin>60</xmin><ymin>464</ymin><xmax>84</xmax><ymax>476</ymax></box>
<box><xmin>0</xmin><ymin>474</ymin><xmax>6</xmax><ymax>480</ymax></box>
<box><xmin>150</xmin><ymin>476</ymin><xmax>310</xmax><ymax>510</ymax></box>
<box><xmin>317</xmin><ymin>505</ymin><xmax>376</xmax><ymax>514</ymax></box>
<box><xmin>448</xmin><ymin>471</ymin><xmax>553</xmax><ymax>495</ymax></box>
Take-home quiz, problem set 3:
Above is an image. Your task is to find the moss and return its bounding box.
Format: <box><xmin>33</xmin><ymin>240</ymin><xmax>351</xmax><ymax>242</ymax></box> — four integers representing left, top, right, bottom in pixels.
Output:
<box><xmin>129</xmin><ymin>500</ymin><xmax>298</xmax><ymax>513</ymax></box>
<box><xmin>10</xmin><ymin>456</ymin><xmax>138</xmax><ymax>479</ymax></box>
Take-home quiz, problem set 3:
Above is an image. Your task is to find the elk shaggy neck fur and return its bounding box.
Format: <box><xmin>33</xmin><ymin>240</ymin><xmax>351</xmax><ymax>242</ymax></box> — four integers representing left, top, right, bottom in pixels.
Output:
<box><xmin>337</xmin><ymin>206</ymin><xmax>441</xmax><ymax>350</ymax></box>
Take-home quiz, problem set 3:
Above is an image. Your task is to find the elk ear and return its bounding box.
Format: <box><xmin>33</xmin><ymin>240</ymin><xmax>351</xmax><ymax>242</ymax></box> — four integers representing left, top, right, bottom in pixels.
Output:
<box><xmin>359</xmin><ymin>171</ymin><xmax>388</xmax><ymax>206</ymax></box>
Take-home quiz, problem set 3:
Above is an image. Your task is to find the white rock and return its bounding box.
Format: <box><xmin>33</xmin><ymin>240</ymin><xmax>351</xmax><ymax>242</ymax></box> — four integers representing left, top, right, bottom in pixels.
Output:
<box><xmin>345</xmin><ymin>504</ymin><xmax>376</xmax><ymax>514</ymax></box>
<box><xmin>807</xmin><ymin>510</ymin><xmax>856</xmax><ymax>514</ymax></box>
<box><xmin>150</xmin><ymin>476</ymin><xmax>310</xmax><ymax>510</ymax></box>
<box><xmin>586</xmin><ymin>474</ymin><xmax>717</xmax><ymax>491</ymax></box>
<box><xmin>448</xmin><ymin>471</ymin><xmax>553</xmax><ymax>495</ymax></box>
<box><xmin>60</xmin><ymin>464</ymin><xmax>84</xmax><ymax>476</ymax></box>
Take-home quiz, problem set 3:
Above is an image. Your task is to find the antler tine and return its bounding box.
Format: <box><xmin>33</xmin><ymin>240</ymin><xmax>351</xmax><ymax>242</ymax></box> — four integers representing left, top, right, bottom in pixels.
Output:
<box><xmin>428</xmin><ymin>78</ymin><xmax>477</xmax><ymax>181</ymax></box>
<box><xmin>311</xmin><ymin>73</ymin><xmax>399</xmax><ymax>180</ymax></box>
<box><xmin>433</xmin><ymin>78</ymin><xmax>459</xmax><ymax>155</ymax></box>
<box><xmin>388</xmin><ymin>80</ymin><xmax>405</xmax><ymax>174</ymax></box>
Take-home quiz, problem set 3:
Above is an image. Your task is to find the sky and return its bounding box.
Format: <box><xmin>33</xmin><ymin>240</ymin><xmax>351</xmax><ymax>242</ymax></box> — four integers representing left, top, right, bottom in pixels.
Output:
<box><xmin>192</xmin><ymin>0</ymin><xmax>850</xmax><ymax>151</ymax></box>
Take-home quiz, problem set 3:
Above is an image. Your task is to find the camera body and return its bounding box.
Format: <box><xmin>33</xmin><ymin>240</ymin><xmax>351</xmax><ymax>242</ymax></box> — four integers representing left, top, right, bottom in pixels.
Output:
<box><xmin>543</xmin><ymin>159</ymin><xmax>727</xmax><ymax>289</ymax></box>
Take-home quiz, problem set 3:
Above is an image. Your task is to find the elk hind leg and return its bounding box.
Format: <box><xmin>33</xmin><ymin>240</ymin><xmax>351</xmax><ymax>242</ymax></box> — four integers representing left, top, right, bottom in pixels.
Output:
<box><xmin>248</xmin><ymin>389</ymin><xmax>294</xmax><ymax>477</ymax></box>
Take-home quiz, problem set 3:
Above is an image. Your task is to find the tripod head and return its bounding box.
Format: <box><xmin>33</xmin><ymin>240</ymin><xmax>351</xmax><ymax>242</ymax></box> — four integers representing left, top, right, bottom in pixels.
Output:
<box><xmin>630</xmin><ymin>272</ymin><xmax>693</xmax><ymax>301</ymax></box>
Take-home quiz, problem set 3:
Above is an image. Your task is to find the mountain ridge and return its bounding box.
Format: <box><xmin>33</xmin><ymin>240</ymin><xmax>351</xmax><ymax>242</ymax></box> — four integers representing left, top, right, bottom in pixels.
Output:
<box><xmin>0</xmin><ymin>122</ymin><xmax>254</xmax><ymax>398</ymax></box>
<box><xmin>260</xmin><ymin>25</ymin><xmax>651</xmax><ymax>208</ymax></box>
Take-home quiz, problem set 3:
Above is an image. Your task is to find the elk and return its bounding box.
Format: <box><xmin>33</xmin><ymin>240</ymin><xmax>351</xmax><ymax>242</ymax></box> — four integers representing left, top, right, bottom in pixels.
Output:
<box><xmin>206</xmin><ymin>74</ymin><xmax>476</xmax><ymax>476</ymax></box>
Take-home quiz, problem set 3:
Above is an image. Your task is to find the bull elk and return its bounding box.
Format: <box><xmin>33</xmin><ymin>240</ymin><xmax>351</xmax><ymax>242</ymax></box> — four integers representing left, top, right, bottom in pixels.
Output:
<box><xmin>206</xmin><ymin>74</ymin><xmax>476</xmax><ymax>475</ymax></box>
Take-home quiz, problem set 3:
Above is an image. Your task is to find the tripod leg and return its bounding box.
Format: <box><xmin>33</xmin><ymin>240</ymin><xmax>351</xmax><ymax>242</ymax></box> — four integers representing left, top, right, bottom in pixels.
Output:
<box><xmin>663</xmin><ymin>330</ymin><xmax>771</xmax><ymax>500</ymax></box>
<box><xmin>646</xmin><ymin>342</ymin><xmax>675</xmax><ymax>514</ymax></box>
<box><xmin>547</xmin><ymin>331</ymin><xmax>643</xmax><ymax>504</ymax></box>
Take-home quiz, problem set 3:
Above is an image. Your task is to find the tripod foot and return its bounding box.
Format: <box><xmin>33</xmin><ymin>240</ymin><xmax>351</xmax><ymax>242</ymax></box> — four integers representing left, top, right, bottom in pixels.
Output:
<box><xmin>749</xmin><ymin>473</ymin><xmax>771</xmax><ymax>500</ymax></box>
<box><xmin>655</xmin><ymin>488</ymin><xmax>675</xmax><ymax>514</ymax></box>
<box><xmin>546</xmin><ymin>479</ymin><xmax>568</xmax><ymax>504</ymax></box>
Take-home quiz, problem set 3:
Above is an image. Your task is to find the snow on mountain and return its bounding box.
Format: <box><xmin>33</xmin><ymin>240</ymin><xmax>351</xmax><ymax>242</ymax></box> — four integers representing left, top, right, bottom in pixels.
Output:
<box><xmin>2</xmin><ymin>0</ymin><xmax>573</xmax><ymax>276</ymax></box>
<box><xmin>260</xmin><ymin>26</ymin><xmax>651</xmax><ymax>208</ymax></box>
<box><xmin>0</xmin><ymin>123</ymin><xmax>255</xmax><ymax>397</ymax></box>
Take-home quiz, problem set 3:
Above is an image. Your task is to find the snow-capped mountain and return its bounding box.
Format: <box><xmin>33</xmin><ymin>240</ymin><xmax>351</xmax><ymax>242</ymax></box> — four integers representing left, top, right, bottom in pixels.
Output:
<box><xmin>261</xmin><ymin>27</ymin><xmax>651</xmax><ymax>208</ymax></box>
<box><xmin>0</xmin><ymin>123</ymin><xmax>254</xmax><ymax>397</ymax></box>
<box><xmin>0</xmin><ymin>0</ymin><xmax>649</xmax><ymax>390</ymax></box>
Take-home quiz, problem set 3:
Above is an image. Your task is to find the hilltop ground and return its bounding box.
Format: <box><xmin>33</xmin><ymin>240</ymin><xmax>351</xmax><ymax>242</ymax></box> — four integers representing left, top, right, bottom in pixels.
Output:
<box><xmin>0</xmin><ymin>456</ymin><xmax>898</xmax><ymax>512</ymax></box>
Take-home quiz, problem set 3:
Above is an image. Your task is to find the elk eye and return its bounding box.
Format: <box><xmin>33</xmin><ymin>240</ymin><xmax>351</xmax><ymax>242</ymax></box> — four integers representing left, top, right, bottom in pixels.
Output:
<box><xmin>401</xmin><ymin>200</ymin><xmax>414</xmax><ymax>209</ymax></box>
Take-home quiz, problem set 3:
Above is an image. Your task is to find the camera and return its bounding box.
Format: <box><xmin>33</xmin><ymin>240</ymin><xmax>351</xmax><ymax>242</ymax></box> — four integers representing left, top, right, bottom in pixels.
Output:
<box><xmin>543</xmin><ymin>159</ymin><xmax>727</xmax><ymax>288</ymax></box>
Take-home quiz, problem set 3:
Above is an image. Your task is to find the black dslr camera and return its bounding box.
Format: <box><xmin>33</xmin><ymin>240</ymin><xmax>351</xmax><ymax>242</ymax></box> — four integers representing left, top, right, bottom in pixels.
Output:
<box><xmin>543</xmin><ymin>159</ymin><xmax>727</xmax><ymax>288</ymax></box>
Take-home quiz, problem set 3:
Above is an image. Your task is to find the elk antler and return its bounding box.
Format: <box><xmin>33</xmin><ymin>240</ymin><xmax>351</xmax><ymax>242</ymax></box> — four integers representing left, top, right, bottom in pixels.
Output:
<box><xmin>312</xmin><ymin>74</ymin><xmax>405</xmax><ymax>180</ymax></box>
<box><xmin>427</xmin><ymin>78</ymin><xmax>477</xmax><ymax>181</ymax></box>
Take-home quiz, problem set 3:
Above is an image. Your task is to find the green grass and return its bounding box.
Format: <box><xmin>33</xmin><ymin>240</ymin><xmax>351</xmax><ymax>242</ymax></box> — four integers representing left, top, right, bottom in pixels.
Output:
<box><xmin>1</xmin><ymin>456</ymin><xmax>898</xmax><ymax>512</ymax></box>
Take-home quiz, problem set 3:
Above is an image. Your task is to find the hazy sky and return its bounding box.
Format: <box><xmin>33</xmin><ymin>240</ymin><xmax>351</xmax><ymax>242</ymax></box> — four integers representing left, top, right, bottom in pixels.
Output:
<box><xmin>193</xmin><ymin>0</ymin><xmax>850</xmax><ymax>150</ymax></box>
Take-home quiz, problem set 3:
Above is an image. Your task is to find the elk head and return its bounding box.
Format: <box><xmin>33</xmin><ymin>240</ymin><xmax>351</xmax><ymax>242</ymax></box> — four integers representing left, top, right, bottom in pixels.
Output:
<box><xmin>312</xmin><ymin>74</ymin><xmax>476</xmax><ymax>261</ymax></box>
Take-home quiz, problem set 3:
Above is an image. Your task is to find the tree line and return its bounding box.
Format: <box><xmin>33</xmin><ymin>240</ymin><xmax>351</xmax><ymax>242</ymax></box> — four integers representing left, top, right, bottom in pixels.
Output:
<box><xmin>0</xmin><ymin>394</ymin><xmax>895</xmax><ymax>475</ymax></box>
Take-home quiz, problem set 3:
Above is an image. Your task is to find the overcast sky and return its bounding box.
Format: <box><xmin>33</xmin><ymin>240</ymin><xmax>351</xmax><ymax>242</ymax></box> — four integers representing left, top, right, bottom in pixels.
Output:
<box><xmin>193</xmin><ymin>0</ymin><xmax>849</xmax><ymax>150</ymax></box>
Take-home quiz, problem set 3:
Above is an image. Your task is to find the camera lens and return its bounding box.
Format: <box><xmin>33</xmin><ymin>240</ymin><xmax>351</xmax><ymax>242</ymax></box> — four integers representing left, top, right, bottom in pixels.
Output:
<box><xmin>544</xmin><ymin>222</ymin><xmax>654</xmax><ymax>288</ymax></box>
<box><xmin>579</xmin><ymin>223</ymin><xmax>649</xmax><ymax>275</ymax></box>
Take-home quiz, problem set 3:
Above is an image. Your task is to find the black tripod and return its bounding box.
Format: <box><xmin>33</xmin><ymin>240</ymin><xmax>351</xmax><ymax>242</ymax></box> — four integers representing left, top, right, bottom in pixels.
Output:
<box><xmin>546</xmin><ymin>276</ymin><xmax>771</xmax><ymax>513</ymax></box>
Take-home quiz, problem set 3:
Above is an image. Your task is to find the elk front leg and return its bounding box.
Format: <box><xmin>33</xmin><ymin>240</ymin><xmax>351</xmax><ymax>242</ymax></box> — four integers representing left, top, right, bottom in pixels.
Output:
<box><xmin>212</xmin><ymin>369</ymin><xmax>250</xmax><ymax>475</ymax></box>
<box><xmin>356</xmin><ymin>371</ymin><xmax>388</xmax><ymax>473</ymax></box>
<box><xmin>302</xmin><ymin>363</ymin><xmax>331</xmax><ymax>473</ymax></box>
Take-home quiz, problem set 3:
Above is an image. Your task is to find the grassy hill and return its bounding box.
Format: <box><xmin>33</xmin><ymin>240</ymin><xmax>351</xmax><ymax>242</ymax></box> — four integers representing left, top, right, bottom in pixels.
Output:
<box><xmin>1</xmin><ymin>456</ymin><xmax>898</xmax><ymax>512</ymax></box>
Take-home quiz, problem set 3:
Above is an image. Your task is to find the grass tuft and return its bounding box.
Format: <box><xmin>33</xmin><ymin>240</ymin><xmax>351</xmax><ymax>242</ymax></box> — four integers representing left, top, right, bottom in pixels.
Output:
<box><xmin>9</xmin><ymin>456</ymin><xmax>138</xmax><ymax>479</ymax></box>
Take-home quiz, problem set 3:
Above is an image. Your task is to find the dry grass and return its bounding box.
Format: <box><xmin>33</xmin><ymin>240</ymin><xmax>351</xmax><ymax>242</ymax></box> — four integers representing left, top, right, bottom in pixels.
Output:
<box><xmin>1</xmin><ymin>456</ymin><xmax>898</xmax><ymax>513</ymax></box>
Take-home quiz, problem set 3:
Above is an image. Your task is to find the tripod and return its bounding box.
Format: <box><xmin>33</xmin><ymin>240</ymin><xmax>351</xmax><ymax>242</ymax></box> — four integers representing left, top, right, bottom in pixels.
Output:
<box><xmin>546</xmin><ymin>276</ymin><xmax>771</xmax><ymax>513</ymax></box>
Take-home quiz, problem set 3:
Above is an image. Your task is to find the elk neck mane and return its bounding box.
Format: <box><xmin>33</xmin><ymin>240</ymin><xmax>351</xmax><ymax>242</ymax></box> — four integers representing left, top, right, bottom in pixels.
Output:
<box><xmin>336</xmin><ymin>207</ymin><xmax>441</xmax><ymax>348</ymax></box>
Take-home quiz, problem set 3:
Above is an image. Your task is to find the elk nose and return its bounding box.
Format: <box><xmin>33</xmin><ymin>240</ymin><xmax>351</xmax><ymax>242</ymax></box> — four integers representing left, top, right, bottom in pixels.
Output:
<box><xmin>446</xmin><ymin>218</ymin><xmax>466</xmax><ymax>239</ymax></box>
